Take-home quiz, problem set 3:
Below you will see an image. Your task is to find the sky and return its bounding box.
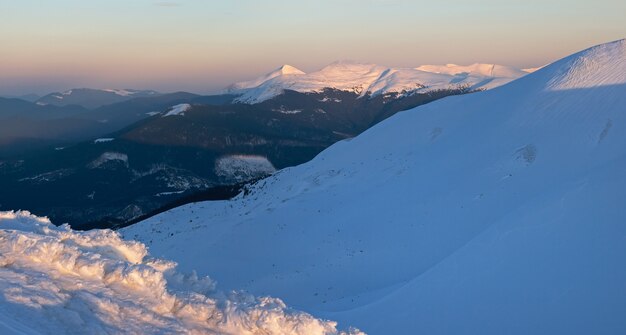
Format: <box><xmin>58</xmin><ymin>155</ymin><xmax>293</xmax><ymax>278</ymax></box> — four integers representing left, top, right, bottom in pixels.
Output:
<box><xmin>0</xmin><ymin>0</ymin><xmax>624</xmax><ymax>96</ymax></box>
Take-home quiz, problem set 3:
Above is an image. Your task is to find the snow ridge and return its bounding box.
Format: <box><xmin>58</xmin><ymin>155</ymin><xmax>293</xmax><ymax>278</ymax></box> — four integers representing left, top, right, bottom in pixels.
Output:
<box><xmin>0</xmin><ymin>211</ymin><xmax>362</xmax><ymax>335</ymax></box>
<box><xmin>228</xmin><ymin>61</ymin><xmax>529</xmax><ymax>103</ymax></box>
<box><xmin>546</xmin><ymin>39</ymin><xmax>626</xmax><ymax>90</ymax></box>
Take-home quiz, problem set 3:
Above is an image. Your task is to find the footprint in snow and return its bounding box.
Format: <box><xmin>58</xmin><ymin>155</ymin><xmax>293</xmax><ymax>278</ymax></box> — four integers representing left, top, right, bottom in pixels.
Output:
<box><xmin>515</xmin><ymin>144</ymin><xmax>537</xmax><ymax>165</ymax></box>
<box><xmin>598</xmin><ymin>119</ymin><xmax>612</xmax><ymax>144</ymax></box>
<box><xmin>430</xmin><ymin>127</ymin><xmax>443</xmax><ymax>141</ymax></box>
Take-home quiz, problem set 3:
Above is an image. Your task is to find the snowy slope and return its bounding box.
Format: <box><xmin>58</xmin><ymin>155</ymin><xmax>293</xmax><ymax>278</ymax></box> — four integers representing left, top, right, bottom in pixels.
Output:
<box><xmin>0</xmin><ymin>211</ymin><xmax>362</xmax><ymax>335</ymax></box>
<box><xmin>228</xmin><ymin>61</ymin><xmax>529</xmax><ymax>103</ymax></box>
<box><xmin>162</xmin><ymin>103</ymin><xmax>192</xmax><ymax>117</ymax></box>
<box><xmin>124</xmin><ymin>39</ymin><xmax>626</xmax><ymax>334</ymax></box>
<box><xmin>415</xmin><ymin>62</ymin><xmax>528</xmax><ymax>77</ymax></box>
<box><xmin>415</xmin><ymin>63</ymin><xmax>529</xmax><ymax>89</ymax></box>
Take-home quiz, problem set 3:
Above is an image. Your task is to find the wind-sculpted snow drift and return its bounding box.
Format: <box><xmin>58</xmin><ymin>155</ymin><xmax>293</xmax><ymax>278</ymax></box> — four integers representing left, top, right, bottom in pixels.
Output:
<box><xmin>126</xmin><ymin>40</ymin><xmax>626</xmax><ymax>334</ymax></box>
<box><xmin>0</xmin><ymin>211</ymin><xmax>362</xmax><ymax>335</ymax></box>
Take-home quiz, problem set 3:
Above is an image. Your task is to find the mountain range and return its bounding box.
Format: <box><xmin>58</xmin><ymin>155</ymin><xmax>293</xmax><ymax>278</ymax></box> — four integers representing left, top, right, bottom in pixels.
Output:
<box><xmin>0</xmin><ymin>39</ymin><xmax>624</xmax><ymax>334</ymax></box>
<box><xmin>0</xmin><ymin>91</ymin><xmax>233</xmax><ymax>155</ymax></box>
<box><xmin>0</xmin><ymin>86</ymin><xmax>473</xmax><ymax>228</ymax></box>
<box><xmin>0</xmin><ymin>61</ymin><xmax>530</xmax><ymax>155</ymax></box>
<box><xmin>0</xmin><ymin>61</ymin><xmax>527</xmax><ymax>228</ymax></box>
<box><xmin>227</xmin><ymin>61</ymin><xmax>531</xmax><ymax>103</ymax></box>
<box><xmin>36</xmin><ymin>88</ymin><xmax>161</xmax><ymax>109</ymax></box>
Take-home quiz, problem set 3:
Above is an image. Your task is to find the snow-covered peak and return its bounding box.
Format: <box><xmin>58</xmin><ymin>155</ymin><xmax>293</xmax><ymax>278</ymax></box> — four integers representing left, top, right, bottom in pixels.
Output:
<box><xmin>228</xmin><ymin>60</ymin><xmax>530</xmax><ymax>104</ymax></box>
<box><xmin>262</xmin><ymin>64</ymin><xmax>306</xmax><ymax>79</ymax></box>
<box><xmin>227</xmin><ymin>64</ymin><xmax>306</xmax><ymax>93</ymax></box>
<box><xmin>277</xmin><ymin>64</ymin><xmax>306</xmax><ymax>75</ymax></box>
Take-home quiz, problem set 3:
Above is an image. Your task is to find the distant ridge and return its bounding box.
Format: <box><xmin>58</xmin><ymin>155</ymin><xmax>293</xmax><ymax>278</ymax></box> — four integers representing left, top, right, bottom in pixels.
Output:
<box><xmin>36</xmin><ymin>88</ymin><xmax>161</xmax><ymax>109</ymax></box>
<box><xmin>227</xmin><ymin>61</ymin><xmax>531</xmax><ymax>103</ymax></box>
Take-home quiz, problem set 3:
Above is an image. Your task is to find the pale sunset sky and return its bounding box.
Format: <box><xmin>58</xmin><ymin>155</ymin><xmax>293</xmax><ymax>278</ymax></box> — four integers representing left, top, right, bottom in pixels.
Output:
<box><xmin>0</xmin><ymin>0</ymin><xmax>624</xmax><ymax>95</ymax></box>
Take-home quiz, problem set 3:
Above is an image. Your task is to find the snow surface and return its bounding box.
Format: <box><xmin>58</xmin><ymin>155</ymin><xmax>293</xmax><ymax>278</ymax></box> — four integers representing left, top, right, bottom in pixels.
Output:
<box><xmin>522</xmin><ymin>66</ymin><xmax>543</xmax><ymax>73</ymax></box>
<box><xmin>101</xmin><ymin>88</ymin><xmax>158</xmax><ymax>97</ymax></box>
<box><xmin>57</xmin><ymin>88</ymin><xmax>158</xmax><ymax>98</ymax></box>
<box><xmin>125</xmin><ymin>40</ymin><xmax>626</xmax><ymax>334</ymax></box>
<box><xmin>163</xmin><ymin>103</ymin><xmax>191</xmax><ymax>117</ymax></box>
<box><xmin>0</xmin><ymin>211</ymin><xmax>362</xmax><ymax>335</ymax></box>
<box><xmin>87</xmin><ymin>152</ymin><xmax>129</xmax><ymax>169</ymax></box>
<box><xmin>215</xmin><ymin>155</ymin><xmax>277</xmax><ymax>183</ymax></box>
<box><xmin>227</xmin><ymin>65</ymin><xmax>306</xmax><ymax>92</ymax></box>
<box><xmin>156</xmin><ymin>190</ymin><xmax>185</xmax><ymax>197</ymax></box>
<box><xmin>94</xmin><ymin>138</ymin><xmax>115</xmax><ymax>143</ymax></box>
<box><xmin>228</xmin><ymin>61</ymin><xmax>529</xmax><ymax>103</ymax></box>
<box><xmin>415</xmin><ymin>63</ymin><xmax>526</xmax><ymax>77</ymax></box>
<box><xmin>273</xmin><ymin>107</ymin><xmax>303</xmax><ymax>114</ymax></box>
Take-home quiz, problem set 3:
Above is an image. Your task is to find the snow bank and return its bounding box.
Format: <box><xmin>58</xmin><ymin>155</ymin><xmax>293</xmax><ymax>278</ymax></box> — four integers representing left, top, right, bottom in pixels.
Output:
<box><xmin>0</xmin><ymin>211</ymin><xmax>362</xmax><ymax>335</ymax></box>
